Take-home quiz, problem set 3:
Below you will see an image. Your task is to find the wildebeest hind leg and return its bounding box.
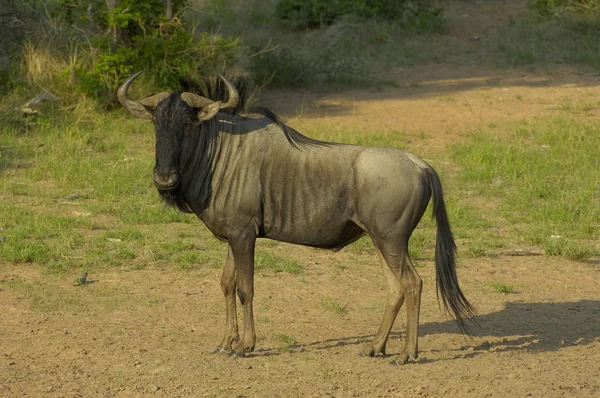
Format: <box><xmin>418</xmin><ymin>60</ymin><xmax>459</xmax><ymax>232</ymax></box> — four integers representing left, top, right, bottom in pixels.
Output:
<box><xmin>361</xmin><ymin>246</ymin><xmax>404</xmax><ymax>357</ymax></box>
<box><xmin>392</xmin><ymin>246</ymin><xmax>422</xmax><ymax>365</ymax></box>
<box><xmin>215</xmin><ymin>246</ymin><xmax>239</xmax><ymax>354</ymax></box>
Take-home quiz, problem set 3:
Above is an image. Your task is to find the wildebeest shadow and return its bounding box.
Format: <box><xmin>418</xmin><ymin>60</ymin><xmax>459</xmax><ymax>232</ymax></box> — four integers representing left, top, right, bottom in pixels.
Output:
<box><xmin>250</xmin><ymin>300</ymin><xmax>600</xmax><ymax>360</ymax></box>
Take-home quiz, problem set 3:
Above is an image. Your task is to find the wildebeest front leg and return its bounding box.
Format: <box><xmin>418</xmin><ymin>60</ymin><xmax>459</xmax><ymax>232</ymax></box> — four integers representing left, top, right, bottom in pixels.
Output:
<box><xmin>230</xmin><ymin>238</ymin><xmax>256</xmax><ymax>357</ymax></box>
<box><xmin>215</xmin><ymin>246</ymin><xmax>239</xmax><ymax>354</ymax></box>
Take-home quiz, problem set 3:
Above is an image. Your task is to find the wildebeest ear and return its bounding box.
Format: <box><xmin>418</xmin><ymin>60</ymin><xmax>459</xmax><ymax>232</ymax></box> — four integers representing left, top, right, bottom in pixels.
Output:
<box><xmin>141</xmin><ymin>105</ymin><xmax>154</xmax><ymax>116</ymax></box>
<box><xmin>197</xmin><ymin>101</ymin><xmax>222</xmax><ymax>122</ymax></box>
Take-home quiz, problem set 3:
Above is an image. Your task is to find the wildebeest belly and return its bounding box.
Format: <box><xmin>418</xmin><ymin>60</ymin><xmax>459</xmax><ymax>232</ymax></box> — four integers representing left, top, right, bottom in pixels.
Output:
<box><xmin>262</xmin><ymin>217</ymin><xmax>365</xmax><ymax>249</ymax></box>
<box><xmin>260</xmin><ymin>175</ymin><xmax>364</xmax><ymax>249</ymax></box>
<box><xmin>257</xmin><ymin>143</ymin><xmax>366</xmax><ymax>249</ymax></box>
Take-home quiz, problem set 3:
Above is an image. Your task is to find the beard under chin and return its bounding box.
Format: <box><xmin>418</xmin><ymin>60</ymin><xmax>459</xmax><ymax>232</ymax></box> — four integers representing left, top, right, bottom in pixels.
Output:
<box><xmin>157</xmin><ymin>188</ymin><xmax>179</xmax><ymax>207</ymax></box>
<box><xmin>157</xmin><ymin>188</ymin><xmax>193</xmax><ymax>213</ymax></box>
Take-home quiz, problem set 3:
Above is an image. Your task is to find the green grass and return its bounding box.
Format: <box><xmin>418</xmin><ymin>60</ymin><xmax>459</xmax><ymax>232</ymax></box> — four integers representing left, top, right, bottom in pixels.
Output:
<box><xmin>174</xmin><ymin>250</ymin><xmax>214</xmax><ymax>270</ymax></box>
<box><xmin>255</xmin><ymin>251</ymin><xmax>303</xmax><ymax>274</ymax></box>
<box><xmin>543</xmin><ymin>237</ymin><xmax>598</xmax><ymax>261</ymax></box>
<box><xmin>490</xmin><ymin>281</ymin><xmax>515</xmax><ymax>294</ymax></box>
<box><xmin>451</xmin><ymin>118</ymin><xmax>600</xmax><ymax>260</ymax></box>
<box><xmin>0</xmin><ymin>203</ymin><xmax>89</xmax><ymax>268</ymax></box>
<box><xmin>348</xmin><ymin>236</ymin><xmax>375</xmax><ymax>255</ymax></box>
<box><xmin>273</xmin><ymin>333</ymin><xmax>297</xmax><ymax>351</ymax></box>
<box><xmin>320</xmin><ymin>296</ymin><xmax>347</xmax><ymax>314</ymax></box>
<box><xmin>0</xmin><ymin>111</ymin><xmax>221</xmax><ymax>272</ymax></box>
<box><xmin>408</xmin><ymin>228</ymin><xmax>436</xmax><ymax>262</ymax></box>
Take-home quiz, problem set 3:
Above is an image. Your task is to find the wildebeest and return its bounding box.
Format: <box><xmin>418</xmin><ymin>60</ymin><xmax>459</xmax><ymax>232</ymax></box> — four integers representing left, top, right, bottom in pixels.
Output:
<box><xmin>118</xmin><ymin>71</ymin><xmax>475</xmax><ymax>364</ymax></box>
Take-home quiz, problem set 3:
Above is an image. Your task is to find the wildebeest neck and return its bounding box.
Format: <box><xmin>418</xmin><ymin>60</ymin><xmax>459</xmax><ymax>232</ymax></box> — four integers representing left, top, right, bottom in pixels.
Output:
<box><xmin>174</xmin><ymin>116</ymin><xmax>221</xmax><ymax>212</ymax></box>
<box><xmin>162</xmin><ymin>110</ymin><xmax>327</xmax><ymax>215</ymax></box>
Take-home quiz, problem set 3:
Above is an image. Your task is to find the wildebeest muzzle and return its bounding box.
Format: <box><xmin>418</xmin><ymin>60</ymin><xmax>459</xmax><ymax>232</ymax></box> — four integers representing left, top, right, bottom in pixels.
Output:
<box><xmin>153</xmin><ymin>170</ymin><xmax>179</xmax><ymax>191</ymax></box>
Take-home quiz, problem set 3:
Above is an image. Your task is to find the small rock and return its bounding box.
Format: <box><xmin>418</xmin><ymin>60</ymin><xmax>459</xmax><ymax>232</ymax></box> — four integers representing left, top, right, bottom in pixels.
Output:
<box><xmin>68</xmin><ymin>193</ymin><xmax>84</xmax><ymax>201</ymax></box>
<box><xmin>72</xmin><ymin>211</ymin><xmax>91</xmax><ymax>217</ymax></box>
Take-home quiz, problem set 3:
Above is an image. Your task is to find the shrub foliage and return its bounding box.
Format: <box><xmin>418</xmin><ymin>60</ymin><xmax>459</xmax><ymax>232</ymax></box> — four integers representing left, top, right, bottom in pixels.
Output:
<box><xmin>51</xmin><ymin>0</ymin><xmax>241</xmax><ymax>103</ymax></box>
<box><xmin>1</xmin><ymin>0</ymin><xmax>449</xmax><ymax>104</ymax></box>
<box><xmin>533</xmin><ymin>0</ymin><xmax>600</xmax><ymax>17</ymax></box>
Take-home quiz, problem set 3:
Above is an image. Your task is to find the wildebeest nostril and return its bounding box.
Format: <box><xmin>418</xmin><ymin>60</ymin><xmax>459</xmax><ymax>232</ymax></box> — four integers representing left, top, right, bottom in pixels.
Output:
<box><xmin>153</xmin><ymin>172</ymin><xmax>178</xmax><ymax>189</ymax></box>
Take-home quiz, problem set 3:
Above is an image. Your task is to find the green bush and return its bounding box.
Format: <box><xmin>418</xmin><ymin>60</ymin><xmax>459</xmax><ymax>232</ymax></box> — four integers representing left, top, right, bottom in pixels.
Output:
<box><xmin>275</xmin><ymin>0</ymin><xmax>443</xmax><ymax>31</ymax></box>
<box><xmin>75</xmin><ymin>23</ymin><xmax>241</xmax><ymax>103</ymax></box>
<box><xmin>533</xmin><ymin>0</ymin><xmax>600</xmax><ymax>17</ymax></box>
<box><xmin>53</xmin><ymin>0</ymin><xmax>241</xmax><ymax>104</ymax></box>
<box><xmin>248</xmin><ymin>26</ymin><xmax>371</xmax><ymax>88</ymax></box>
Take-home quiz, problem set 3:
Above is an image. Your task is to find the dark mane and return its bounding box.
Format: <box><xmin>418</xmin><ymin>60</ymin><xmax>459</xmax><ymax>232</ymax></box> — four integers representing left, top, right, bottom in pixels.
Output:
<box><xmin>178</xmin><ymin>76</ymin><xmax>332</xmax><ymax>149</ymax></box>
<box><xmin>179</xmin><ymin>75</ymin><xmax>254</xmax><ymax>114</ymax></box>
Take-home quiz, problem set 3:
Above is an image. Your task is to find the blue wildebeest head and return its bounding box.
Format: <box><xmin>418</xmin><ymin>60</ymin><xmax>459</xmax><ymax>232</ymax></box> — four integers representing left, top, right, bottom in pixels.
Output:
<box><xmin>117</xmin><ymin>71</ymin><xmax>239</xmax><ymax>194</ymax></box>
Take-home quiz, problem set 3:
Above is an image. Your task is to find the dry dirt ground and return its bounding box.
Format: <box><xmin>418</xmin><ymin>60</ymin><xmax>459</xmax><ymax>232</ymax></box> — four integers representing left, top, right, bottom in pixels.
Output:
<box><xmin>2</xmin><ymin>1</ymin><xmax>600</xmax><ymax>397</ymax></box>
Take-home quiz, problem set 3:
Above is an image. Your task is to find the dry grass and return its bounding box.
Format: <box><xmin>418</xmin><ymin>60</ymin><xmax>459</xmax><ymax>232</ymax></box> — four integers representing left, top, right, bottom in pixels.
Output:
<box><xmin>22</xmin><ymin>42</ymin><xmax>67</xmax><ymax>86</ymax></box>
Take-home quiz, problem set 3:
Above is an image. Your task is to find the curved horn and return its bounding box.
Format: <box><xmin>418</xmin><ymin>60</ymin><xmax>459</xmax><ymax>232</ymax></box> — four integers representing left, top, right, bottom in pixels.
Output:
<box><xmin>139</xmin><ymin>92</ymin><xmax>170</xmax><ymax>108</ymax></box>
<box><xmin>180</xmin><ymin>92</ymin><xmax>214</xmax><ymax>109</ymax></box>
<box><xmin>218</xmin><ymin>74</ymin><xmax>239</xmax><ymax>110</ymax></box>
<box><xmin>117</xmin><ymin>71</ymin><xmax>169</xmax><ymax>119</ymax></box>
<box><xmin>118</xmin><ymin>71</ymin><xmax>150</xmax><ymax>119</ymax></box>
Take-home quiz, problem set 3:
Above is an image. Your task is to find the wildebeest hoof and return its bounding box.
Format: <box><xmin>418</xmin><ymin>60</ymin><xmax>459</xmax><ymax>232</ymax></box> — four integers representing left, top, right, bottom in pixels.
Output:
<box><xmin>213</xmin><ymin>348</ymin><xmax>232</xmax><ymax>355</ymax></box>
<box><xmin>390</xmin><ymin>351</ymin><xmax>417</xmax><ymax>366</ymax></box>
<box><xmin>360</xmin><ymin>346</ymin><xmax>374</xmax><ymax>357</ymax></box>
<box><xmin>232</xmin><ymin>344</ymin><xmax>252</xmax><ymax>357</ymax></box>
<box><xmin>360</xmin><ymin>345</ymin><xmax>385</xmax><ymax>357</ymax></box>
<box><xmin>231</xmin><ymin>351</ymin><xmax>245</xmax><ymax>358</ymax></box>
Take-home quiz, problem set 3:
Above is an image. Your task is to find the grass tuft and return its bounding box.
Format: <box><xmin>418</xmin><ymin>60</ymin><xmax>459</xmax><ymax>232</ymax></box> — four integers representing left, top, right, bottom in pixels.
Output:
<box><xmin>490</xmin><ymin>281</ymin><xmax>515</xmax><ymax>294</ymax></box>
<box><xmin>274</xmin><ymin>334</ymin><xmax>297</xmax><ymax>352</ymax></box>
<box><xmin>255</xmin><ymin>251</ymin><xmax>303</xmax><ymax>274</ymax></box>
<box><xmin>321</xmin><ymin>296</ymin><xmax>347</xmax><ymax>314</ymax></box>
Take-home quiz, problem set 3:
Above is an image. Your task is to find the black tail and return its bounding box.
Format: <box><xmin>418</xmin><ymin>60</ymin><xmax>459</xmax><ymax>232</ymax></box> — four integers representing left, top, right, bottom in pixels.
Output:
<box><xmin>425</xmin><ymin>167</ymin><xmax>477</xmax><ymax>333</ymax></box>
